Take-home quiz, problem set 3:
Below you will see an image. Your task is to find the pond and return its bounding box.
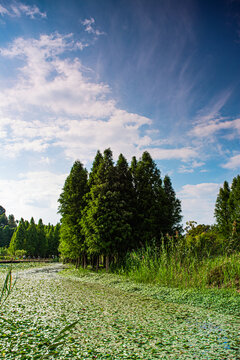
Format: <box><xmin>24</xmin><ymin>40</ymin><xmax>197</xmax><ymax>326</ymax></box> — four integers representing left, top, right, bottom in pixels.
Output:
<box><xmin>0</xmin><ymin>264</ymin><xmax>239</xmax><ymax>359</ymax></box>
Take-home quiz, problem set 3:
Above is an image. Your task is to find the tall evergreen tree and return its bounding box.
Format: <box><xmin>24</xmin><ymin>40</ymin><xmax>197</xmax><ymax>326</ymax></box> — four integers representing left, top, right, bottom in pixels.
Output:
<box><xmin>26</xmin><ymin>217</ymin><xmax>37</xmax><ymax>256</ymax></box>
<box><xmin>37</xmin><ymin>219</ymin><xmax>47</xmax><ymax>257</ymax></box>
<box><xmin>88</xmin><ymin>150</ymin><xmax>103</xmax><ymax>187</ymax></box>
<box><xmin>131</xmin><ymin>151</ymin><xmax>165</xmax><ymax>245</ymax></box>
<box><xmin>58</xmin><ymin>160</ymin><xmax>88</xmax><ymax>264</ymax></box>
<box><xmin>9</xmin><ymin>219</ymin><xmax>26</xmax><ymax>254</ymax></box>
<box><xmin>214</xmin><ymin>180</ymin><xmax>231</xmax><ymax>236</ymax></box>
<box><xmin>229</xmin><ymin>175</ymin><xmax>240</xmax><ymax>234</ymax></box>
<box><xmin>81</xmin><ymin>149</ymin><xmax>116</xmax><ymax>265</ymax></box>
<box><xmin>112</xmin><ymin>154</ymin><xmax>134</xmax><ymax>257</ymax></box>
<box><xmin>8</xmin><ymin>214</ymin><xmax>17</xmax><ymax>228</ymax></box>
<box><xmin>162</xmin><ymin>175</ymin><xmax>182</xmax><ymax>235</ymax></box>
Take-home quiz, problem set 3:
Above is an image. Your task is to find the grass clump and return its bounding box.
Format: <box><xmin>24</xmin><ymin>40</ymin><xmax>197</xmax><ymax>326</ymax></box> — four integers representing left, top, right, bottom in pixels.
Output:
<box><xmin>119</xmin><ymin>238</ymin><xmax>240</xmax><ymax>291</ymax></box>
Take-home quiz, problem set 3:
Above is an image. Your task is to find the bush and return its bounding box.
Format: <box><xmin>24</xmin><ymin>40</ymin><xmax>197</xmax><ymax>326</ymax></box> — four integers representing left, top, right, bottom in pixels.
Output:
<box><xmin>15</xmin><ymin>249</ymin><xmax>27</xmax><ymax>258</ymax></box>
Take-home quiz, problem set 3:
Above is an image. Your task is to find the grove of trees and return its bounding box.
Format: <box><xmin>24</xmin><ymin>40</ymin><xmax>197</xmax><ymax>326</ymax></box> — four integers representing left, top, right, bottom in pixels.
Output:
<box><xmin>0</xmin><ymin>206</ymin><xmax>17</xmax><ymax>248</ymax></box>
<box><xmin>8</xmin><ymin>217</ymin><xmax>60</xmax><ymax>257</ymax></box>
<box><xmin>215</xmin><ymin>175</ymin><xmax>240</xmax><ymax>251</ymax></box>
<box><xmin>58</xmin><ymin>148</ymin><xmax>182</xmax><ymax>269</ymax></box>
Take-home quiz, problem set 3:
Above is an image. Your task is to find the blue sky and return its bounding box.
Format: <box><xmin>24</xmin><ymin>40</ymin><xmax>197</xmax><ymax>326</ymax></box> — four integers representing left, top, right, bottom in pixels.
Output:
<box><xmin>0</xmin><ymin>0</ymin><xmax>240</xmax><ymax>225</ymax></box>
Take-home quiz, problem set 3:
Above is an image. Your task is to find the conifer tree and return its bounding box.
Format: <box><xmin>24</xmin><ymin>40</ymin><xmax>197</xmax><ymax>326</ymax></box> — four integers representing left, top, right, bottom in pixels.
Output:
<box><xmin>114</xmin><ymin>153</ymin><xmax>134</xmax><ymax>256</ymax></box>
<box><xmin>26</xmin><ymin>217</ymin><xmax>37</xmax><ymax>256</ymax></box>
<box><xmin>9</xmin><ymin>219</ymin><xmax>26</xmax><ymax>254</ymax></box>
<box><xmin>162</xmin><ymin>175</ymin><xmax>182</xmax><ymax>235</ymax></box>
<box><xmin>131</xmin><ymin>151</ymin><xmax>165</xmax><ymax>245</ymax></box>
<box><xmin>37</xmin><ymin>219</ymin><xmax>47</xmax><ymax>257</ymax></box>
<box><xmin>229</xmin><ymin>175</ymin><xmax>240</xmax><ymax>234</ymax></box>
<box><xmin>215</xmin><ymin>180</ymin><xmax>231</xmax><ymax>236</ymax></box>
<box><xmin>81</xmin><ymin>149</ymin><xmax>116</xmax><ymax>267</ymax></box>
<box><xmin>58</xmin><ymin>160</ymin><xmax>88</xmax><ymax>264</ymax></box>
<box><xmin>8</xmin><ymin>214</ymin><xmax>17</xmax><ymax>228</ymax></box>
<box><xmin>88</xmin><ymin>150</ymin><xmax>103</xmax><ymax>187</ymax></box>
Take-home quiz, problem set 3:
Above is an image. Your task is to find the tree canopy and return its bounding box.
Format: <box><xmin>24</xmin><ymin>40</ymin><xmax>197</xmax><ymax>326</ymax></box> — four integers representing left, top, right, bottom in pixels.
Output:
<box><xmin>58</xmin><ymin>148</ymin><xmax>182</xmax><ymax>269</ymax></box>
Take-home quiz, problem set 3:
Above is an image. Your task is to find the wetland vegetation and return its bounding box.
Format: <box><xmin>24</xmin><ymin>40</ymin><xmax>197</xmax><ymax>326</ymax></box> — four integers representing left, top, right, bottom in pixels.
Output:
<box><xmin>0</xmin><ymin>149</ymin><xmax>239</xmax><ymax>358</ymax></box>
<box><xmin>0</xmin><ymin>263</ymin><xmax>239</xmax><ymax>359</ymax></box>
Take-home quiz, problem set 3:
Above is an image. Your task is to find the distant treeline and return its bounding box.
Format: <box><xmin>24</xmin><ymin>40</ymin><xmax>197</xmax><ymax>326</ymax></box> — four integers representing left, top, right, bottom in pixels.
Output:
<box><xmin>0</xmin><ymin>206</ymin><xmax>17</xmax><ymax>248</ymax></box>
<box><xmin>58</xmin><ymin>148</ymin><xmax>182</xmax><ymax>269</ymax></box>
<box><xmin>0</xmin><ymin>208</ymin><xmax>60</xmax><ymax>258</ymax></box>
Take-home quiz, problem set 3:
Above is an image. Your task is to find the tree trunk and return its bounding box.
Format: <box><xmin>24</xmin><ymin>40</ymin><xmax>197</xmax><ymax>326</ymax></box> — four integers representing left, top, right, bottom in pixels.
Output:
<box><xmin>106</xmin><ymin>255</ymin><xmax>109</xmax><ymax>272</ymax></box>
<box><xmin>82</xmin><ymin>253</ymin><xmax>87</xmax><ymax>269</ymax></box>
<box><xmin>96</xmin><ymin>256</ymin><xmax>99</xmax><ymax>272</ymax></box>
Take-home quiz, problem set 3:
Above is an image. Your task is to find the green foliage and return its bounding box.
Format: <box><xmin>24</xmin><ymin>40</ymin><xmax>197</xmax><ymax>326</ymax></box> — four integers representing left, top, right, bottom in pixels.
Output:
<box><xmin>184</xmin><ymin>221</ymin><xmax>225</xmax><ymax>258</ymax></box>
<box><xmin>215</xmin><ymin>175</ymin><xmax>240</xmax><ymax>251</ymax></box>
<box><xmin>163</xmin><ymin>175</ymin><xmax>182</xmax><ymax>234</ymax></box>
<box><xmin>0</xmin><ymin>266</ymin><xmax>79</xmax><ymax>358</ymax></box>
<box><xmin>1</xmin><ymin>264</ymin><xmax>239</xmax><ymax>359</ymax></box>
<box><xmin>15</xmin><ymin>249</ymin><xmax>27</xmax><ymax>258</ymax></box>
<box><xmin>215</xmin><ymin>181</ymin><xmax>231</xmax><ymax>237</ymax></box>
<box><xmin>0</xmin><ymin>210</ymin><xmax>16</xmax><ymax>248</ymax></box>
<box><xmin>9</xmin><ymin>217</ymin><xmax>60</xmax><ymax>257</ymax></box>
<box><xmin>121</xmin><ymin>240</ymin><xmax>240</xmax><ymax>290</ymax></box>
<box><xmin>59</xmin><ymin>148</ymin><xmax>182</xmax><ymax>269</ymax></box>
<box><xmin>58</xmin><ymin>160</ymin><xmax>88</xmax><ymax>262</ymax></box>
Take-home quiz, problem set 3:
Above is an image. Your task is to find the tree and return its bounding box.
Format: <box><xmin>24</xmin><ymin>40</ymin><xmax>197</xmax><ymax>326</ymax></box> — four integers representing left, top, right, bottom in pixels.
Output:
<box><xmin>88</xmin><ymin>150</ymin><xmax>103</xmax><ymax>187</ymax></box>
<box><xmin>81</xmin><ymin>149</ymin><xmax>117</xmax><ymax>269</ymax></box>
<box><xmin>229</xmin><ymin>175</ymin><xmax>240</xmax><ymax>232</ymax></box>
<box><xmin>37</xmin><ymin>219</ymin><xmax>47</xmax><ymax>257</ymax></box>
<box><xmin>0</xmin><ymin>213</ymin><xmax>8</xmax><ymax>227</ymax></box>
<box><xmin>25</xmin><ymin>217</ymin><xmax>37</xmax><ymax>256</ymax></box>
<box><xmin>130</xmin><ymin>151</ymin><xmax>166</xmax><ymax>245</ymax></box>
<box><xmin>0</xmin><ymin>206</ymin><xmax>5</xmax><ymax>216</ymax></box>
<box><xmin>214</xmin><ymin>181</ymin><xmax>231</xmax><ymax>237</ymax></box>
<box><xmin>8</xmin><ymin>214</ymin><xmax>17</xmax><ymax>228</ymax></box>
<box><xmin>59</xmin><ymin>148</ymin><xmax>183</xmax><ymax>268</ymax></box>
<box><xmin>113</xmin><ymin>154</ymin><xmax>135</xmax><ymax>256</ymax></box>
<box><xmin>58</xmin><ymin>160</ymin><xmax>88</xmax><ymax>265</ymax></box>
<box><xmin>9</xmin><ymin>219</ymin><xmax>26</xmax><ymax>254</ymax></box>
<box><xmin>162</xmin><ymin>175</ymin><xmax>182</xmax><ymax>235</ymax></box>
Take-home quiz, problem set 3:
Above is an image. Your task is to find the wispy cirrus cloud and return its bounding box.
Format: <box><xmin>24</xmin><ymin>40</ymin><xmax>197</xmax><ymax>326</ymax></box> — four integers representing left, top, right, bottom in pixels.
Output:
<box><xmin>0</xmin><ymin>2</ymin><xmax>46</xmax><ymax>19</ymax></box>
<box><xmin>190</xmin><ymin>117</ymin><xmax>240</xmax><ymax>138</ymax></box>
<box><xmin>81</xmin><ymin>17</ymin><xmax>105</xmax><ymax>36</ymax></box>
<box><xmin>0</xmin><ymin>4</ymin><xmax>9</xmax><ymax>16</ymax></box>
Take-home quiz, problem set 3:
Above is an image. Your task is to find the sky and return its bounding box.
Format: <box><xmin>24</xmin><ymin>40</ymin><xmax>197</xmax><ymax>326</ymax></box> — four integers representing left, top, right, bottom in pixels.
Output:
<box><xmin>0</xmin><ymin>0</ymin><xmax>240</xmax><ymax>226</ymax></box>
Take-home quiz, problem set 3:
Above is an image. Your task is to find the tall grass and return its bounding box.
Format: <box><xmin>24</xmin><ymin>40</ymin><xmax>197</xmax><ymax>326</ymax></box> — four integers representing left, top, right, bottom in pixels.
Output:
<box><xmin>120</xmin><ymin>238</ymin><xmax>240</xmax><ymax>290</ymax></box>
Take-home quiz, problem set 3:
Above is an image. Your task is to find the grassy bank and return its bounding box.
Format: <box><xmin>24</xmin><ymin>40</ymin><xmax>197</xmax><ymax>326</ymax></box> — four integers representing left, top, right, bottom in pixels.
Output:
<box><xmin>116</xmin><ymin>244</ymin><xmax>240</xmax><ymax>290</ymax></box>
<box><xmin>62</xmin><ymin>266</ymin><xmax>240</xmax><ymax>317</ymax></box>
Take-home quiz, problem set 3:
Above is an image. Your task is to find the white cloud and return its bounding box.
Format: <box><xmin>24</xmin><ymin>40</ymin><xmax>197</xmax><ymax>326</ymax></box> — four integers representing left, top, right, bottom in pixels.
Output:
<box><xmin>178</xmin><ymin>183</ymin><xmax>221</xmax><ymax>225</ymax></box>
<box><xmin>146</xmin><ymin>147</ymin><xmax>198</xmax><ymax>161</ymax></box>
<box><xmin>178</xmin><ymin>166</ymin><xmax>194</xmax><ymax>173</ymax></box>
<box><xmin>194</xmin><ymin>89</ymin><xmax>232</xmax><ymax>125</ymax></box>
<box><xmin>222</xmin><ymin>154</ymin><xmax>240</xmax><ymax>170</ymax></box>
<box><xmin>0</xmin><ymin>33</ymin><xmax>200</xmax><ymax>163</ymax></box>
<box><xmin>0</xmin><ymin>171</ymin><xmax>66</xmax><ymax>224</ymax></box>
<box><xmin>190</xmin><ymin>118</ymin><xmax>240</xmax><ymax>138</ymax></box>
<box><xmin>0</xmin><ymin>5</ymin><xmax>9</xmax><ymax>16</ymax></box>
<box><xmin>0</xmin><ymin>3</ymin><xmax>46</xmax><ymax>19</ymax></box>
<box><xmin>178</xmin><ymin>160</ymin><xmax>205</xmax><ymax>174</ymax></box>
<box><xmin>82</xmin><ymin>17</ymin><xmax>105</xmax><ymax>36</ymax></box>
<box><xmin>17</xmin><ymin>3</ymin><xmax>46</xmax><ymax>19</ymax></box>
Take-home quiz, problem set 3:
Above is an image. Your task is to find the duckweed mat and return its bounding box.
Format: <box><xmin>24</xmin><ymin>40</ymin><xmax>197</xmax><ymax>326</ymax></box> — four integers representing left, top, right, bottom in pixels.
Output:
<box><xmin>0</xmin><ymin>264</ymin><xmax>239</xmax><ymax>359</ymax></box>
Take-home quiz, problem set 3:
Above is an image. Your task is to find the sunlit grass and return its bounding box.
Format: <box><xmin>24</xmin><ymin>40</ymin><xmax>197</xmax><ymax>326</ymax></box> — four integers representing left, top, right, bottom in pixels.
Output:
<box><xmin>120</xmin><ymin>244</ymin><xmax>240</xmax><ymax>290</ymax></box>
